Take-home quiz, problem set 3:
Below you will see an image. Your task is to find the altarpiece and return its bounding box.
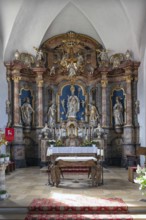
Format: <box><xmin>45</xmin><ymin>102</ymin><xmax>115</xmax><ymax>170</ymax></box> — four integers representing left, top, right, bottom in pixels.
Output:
<box><xmin>5</xmin><ymin>31</ymin><xmax>140</xmax><ymax>168</ymax></box>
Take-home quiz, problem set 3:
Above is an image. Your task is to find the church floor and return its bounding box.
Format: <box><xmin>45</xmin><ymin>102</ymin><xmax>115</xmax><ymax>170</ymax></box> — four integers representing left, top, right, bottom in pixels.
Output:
<box><xmin>0</xmin><ymin>166</ymin><xmax>146</xmax><ymax>219</ymax></box>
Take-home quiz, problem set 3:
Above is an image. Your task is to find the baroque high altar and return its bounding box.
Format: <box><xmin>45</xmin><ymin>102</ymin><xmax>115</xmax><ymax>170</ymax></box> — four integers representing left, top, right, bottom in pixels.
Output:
<box><xmin>5</xmin><ymin>31</ymin><xmax>140</xmax><ymax>168</ymax></box>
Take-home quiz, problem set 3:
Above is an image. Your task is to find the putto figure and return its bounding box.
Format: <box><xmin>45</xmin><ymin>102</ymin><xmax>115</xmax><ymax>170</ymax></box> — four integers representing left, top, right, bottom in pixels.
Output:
<box><xmin>33</xmin><ymin>46</ymin><xmax>45</xmax><ymax>67</ymax></box>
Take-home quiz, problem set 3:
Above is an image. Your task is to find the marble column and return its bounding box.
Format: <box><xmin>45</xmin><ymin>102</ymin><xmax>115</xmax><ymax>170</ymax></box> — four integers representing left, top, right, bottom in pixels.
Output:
<box><xmin>122</xmin><ymin>66</ymin><xmax>135</xmax><ymax>166</ymax></box>
<box><xmin>12</xmin><ymin>67</ymin><xmax>22</xmax><ymax>126</ymax></box>
<box><xmin>33</xmin><ymin>67</ymin><xmax>45</xmax><ymax>128</ymax></box>
<box><xmin>133</xmin><ymin>63</ymin><xmax>140</xmax><ymax>145</ymax></box>
<box><xmin>124</xmin><ymin>67</ymin><xmax>133</xmax><ymax>126</ymax></box>
<box><xmin>101</xmin><ymin>72</ymin><xmax>108</xmax><ymax>127</ymax></box>
<box><xmin>5</xmin><ymin>63</ymin><xmax>12</xmax><ymax>127</ymax></box>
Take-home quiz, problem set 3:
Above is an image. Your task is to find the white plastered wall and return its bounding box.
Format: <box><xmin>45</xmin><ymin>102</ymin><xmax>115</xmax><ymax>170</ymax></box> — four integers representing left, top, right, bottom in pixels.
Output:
<box><xmin>138</xmin><ymin>50</ymin><xmax>146</xmax><ymax>166</ymax></box>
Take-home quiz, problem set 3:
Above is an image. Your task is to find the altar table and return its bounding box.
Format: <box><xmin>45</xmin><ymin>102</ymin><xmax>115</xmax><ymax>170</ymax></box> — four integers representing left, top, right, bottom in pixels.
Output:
<box><xmin>47</xmin><ymin>146</ymin><xmax>98</xmax><ymax>156</ymax></box>
<box><xmin>49</xmin><ymin>156</ymin><xmax>102</xmax><ymax>187</ymax></box>
<box><xmin>47</xmin><ymin>146</ymin><xmax>100</xmax><ymax>163</ymax></box>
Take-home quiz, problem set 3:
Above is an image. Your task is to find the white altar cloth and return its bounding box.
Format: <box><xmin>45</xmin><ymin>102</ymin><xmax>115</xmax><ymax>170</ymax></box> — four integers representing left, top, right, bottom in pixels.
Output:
<box><xmin>55</xmin><ymin>156</ymin><xmax>97</xmax><ymax>162</ymax></box>
<box><xmin>47</xmin><ymin>146</ymin><xmax>98</xmax><ymax>156</ymax></box>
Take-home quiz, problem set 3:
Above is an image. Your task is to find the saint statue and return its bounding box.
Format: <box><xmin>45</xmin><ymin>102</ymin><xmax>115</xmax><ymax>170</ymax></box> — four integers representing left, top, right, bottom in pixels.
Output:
<box><xmin>89</xmin><ymin>104</ymin><xmax>100</xmax><ymax>125</ymax></box>
<box><xmin>47</xmin><ymin>104</ymin><xmax>56</xmax><ymax>127</ymax></box>
<box><xmin>113</xmin><ymin>97</ymin><xmax>123</xmax><ymax>126</ymax></box>
<box><xmin>21</xmin><ymin>97</ymin><xmax>34</xmax><ymax>126</ymax></box>
<box><xmin>67</xmin><ymin>85</ymin><xmax>80</xmax><ymax>118</ymax></box>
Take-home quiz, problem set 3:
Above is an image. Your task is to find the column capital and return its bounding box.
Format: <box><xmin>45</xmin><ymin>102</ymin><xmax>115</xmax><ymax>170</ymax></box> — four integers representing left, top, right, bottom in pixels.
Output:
<box><xmin>36</xmin><ymin>80</ymin><xmax>44</xmax><ymax>87</ymax></box>
<box><xmin>123</xmin><ymin>66</ymin><xmax>132</xmax><ymax>75</ymax></box>
<box><xmin>125</xmin><ymin>75</ymin><xmax>133</xmax><ymax>83</ymax></box>
<box><xmin>12</xmin><ymin>76</ymin><xmax>21</xmax><ymax>83</ymax></box>
<box><xmin>101</xmin><ymin>79</ymin><xmax>108</xmax><ymax>87</ymax></box>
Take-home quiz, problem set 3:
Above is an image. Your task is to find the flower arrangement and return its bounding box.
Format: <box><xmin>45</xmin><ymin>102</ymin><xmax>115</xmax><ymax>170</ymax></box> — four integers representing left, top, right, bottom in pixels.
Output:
<box><xmin>55</xmin><ymin>140</ymin><xmax>63</xmax><ymax>147</ymax></box>
<box><xmin>91</xmin><ymin>140</ymin><xmax>97</xmax><ymax>145</ymax></box>
<box><xmin>0</xmin><ymin>131</ymin><xmax>7</xmax><ymax>147</ymax></box>
<box><xmin>82</xmin><ymin>140</ymin><xmax>92</xmax><ymax>146</ymax></box>
<box><xmin>134</xmin><ymin>165</ymin><xmax>146</xmax><ymax>195</ymax></box>
<box><xmin>48</xmin><ymin>139</ymin><xmax>56</xmax><ymax>145</ymax></box>
<box><xmin>0</xmin><ymin>190</ymin><xmax>7</xmax><ymax>195</ymax></box>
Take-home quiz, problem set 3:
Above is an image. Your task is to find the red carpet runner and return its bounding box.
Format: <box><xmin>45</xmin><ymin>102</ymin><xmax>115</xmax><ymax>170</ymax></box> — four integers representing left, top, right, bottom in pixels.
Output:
<box><xmin>25</xmin><ymin>195</ymin><xmax>133</xmax><ymax>220</ymax></box>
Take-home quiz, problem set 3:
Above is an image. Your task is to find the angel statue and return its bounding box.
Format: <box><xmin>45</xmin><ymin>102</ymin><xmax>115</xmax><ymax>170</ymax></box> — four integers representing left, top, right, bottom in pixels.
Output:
<box><xmin>33</xmin><ymin>46</ymin><xmax>45</xmax><ymax>67</ymax></box>
<box><xmin>96</xmin><ymin>48</ymin><xmax>110</xmax><ymax>67</ymax></box>
<box><xmin>76</xmin><ymin>53</ymin><xmax>84</xmax><ymax>68</ymax></box>
<box><xmin>110</xmin><ymin>53</ymin><xmax>124</xmax><ymax>69</ymax></box>
<box><xmin>67</xmin><ymin>61</ymin><xmax>78</xmax><ymax>78</ymax></box>
<box><xmin>125</xmin><ymin>50</ymin><xmax>132</xmax><ymax>61</ymax></box>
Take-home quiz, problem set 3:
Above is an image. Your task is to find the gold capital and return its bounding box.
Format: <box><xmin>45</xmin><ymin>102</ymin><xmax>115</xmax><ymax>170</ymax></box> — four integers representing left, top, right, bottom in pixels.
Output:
<box><xmin>101</xmin><ymin>79</ymin><xmax>108</xmax><ymax>87</ymax></box>
<box><xmin>36</xmin><ymin>80</ymin><xmax>44</xmax><ymax>87</ymax></box>
<box><xmin>125</xmin><ymin>75</ymin><xmax>133</xmax><ymax>83</ymax></box>
<box><xmin>12</xmin><ymin>76</ymin><xmax>21</xmax><ymax>82</ymax></box>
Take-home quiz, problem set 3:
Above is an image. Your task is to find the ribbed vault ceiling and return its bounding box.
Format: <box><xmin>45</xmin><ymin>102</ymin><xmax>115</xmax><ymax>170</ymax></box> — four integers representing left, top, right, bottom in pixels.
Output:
<box><xmin>0</xmin><ymin>0</ymin><xmax>146</xmax><ymax>61</ymax></box>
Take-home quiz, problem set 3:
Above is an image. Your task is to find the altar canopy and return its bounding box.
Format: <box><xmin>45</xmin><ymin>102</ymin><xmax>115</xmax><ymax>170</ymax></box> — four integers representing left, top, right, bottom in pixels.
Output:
<box><xmin>5</xmin><ymin>31</ymin><xmax>140</xmax><ymax>168</ymax></box>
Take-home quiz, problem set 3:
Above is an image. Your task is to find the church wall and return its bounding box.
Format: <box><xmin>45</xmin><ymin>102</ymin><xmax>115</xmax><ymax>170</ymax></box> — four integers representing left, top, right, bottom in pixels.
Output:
<box><xmin>137</xmin><ymin>56</ymin><xmax>146</xmax><ymax>166</ymax></box>
<box><xmin>0</xmin><ymin>61</ymin><xmax>8</xmax><ymax>154</ymax></box>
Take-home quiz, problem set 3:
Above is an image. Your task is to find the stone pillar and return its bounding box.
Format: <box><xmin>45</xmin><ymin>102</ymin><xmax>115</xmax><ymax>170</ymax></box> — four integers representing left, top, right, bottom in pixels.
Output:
<box><xmin>0</xmin><ymin>164</ymin><xmax>8</xmax><ymax>190</ymax></box>
<box><xmin>12</xmin><ymin>67</ymin><xmax>21</xmax><ymax>126</ymax></box>
<box><xmin>33</xmin><ymin>68</ymin><xmax>45</xmax><ymax>128</ymax></box>
<box><xmin>101</xmin><ymin>72</ymin><xmax>108</xmax><ymax>127</ymax></box>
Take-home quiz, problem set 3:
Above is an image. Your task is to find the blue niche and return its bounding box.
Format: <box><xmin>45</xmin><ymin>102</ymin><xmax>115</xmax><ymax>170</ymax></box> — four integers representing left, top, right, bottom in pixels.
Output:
<box><xmin>111</xmin><ymin>89</ymin><xmax>125</xmax><ymax>125</ymax></box>
<box><xmin>20</xmin><ymin>89</ymin><xmax>33</xmax><ymax>106</ymax></box>
<box><xmin>60</xmin><ymin>85</ymin><xmax>85</xmax><ymax>121</ymax></box>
